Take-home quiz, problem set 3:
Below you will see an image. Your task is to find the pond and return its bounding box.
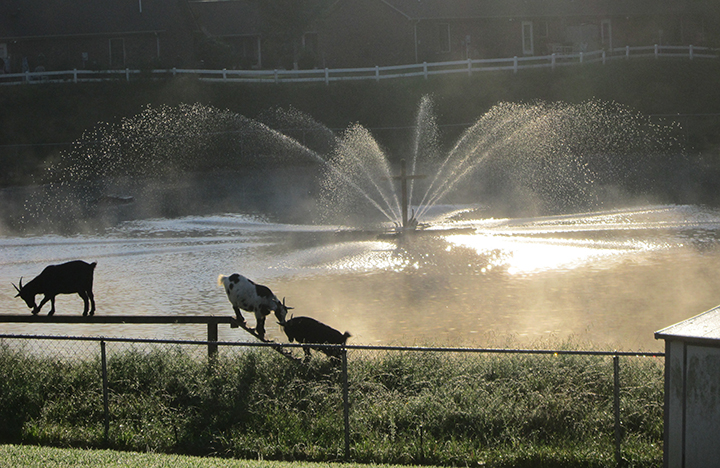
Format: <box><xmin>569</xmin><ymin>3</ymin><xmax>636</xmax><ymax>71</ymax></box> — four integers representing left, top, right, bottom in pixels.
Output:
<box><xmin>2</xmin><ymin>203</ymin><xmax>718</xmax><ymax>352</ymax></box>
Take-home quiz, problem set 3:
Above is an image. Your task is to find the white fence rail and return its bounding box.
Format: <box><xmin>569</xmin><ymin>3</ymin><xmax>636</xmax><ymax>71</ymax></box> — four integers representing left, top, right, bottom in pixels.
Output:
<box><xmin>1</xmin><ymin>44</ymin><xmax>717</xmax><ymax>86</ymax></box>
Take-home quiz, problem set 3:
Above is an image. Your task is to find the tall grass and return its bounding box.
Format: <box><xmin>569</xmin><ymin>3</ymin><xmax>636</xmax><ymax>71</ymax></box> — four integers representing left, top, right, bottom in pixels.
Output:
<box><xmin>0</xmin><ymin>340</ymin><xmax>663</xmax><ymax>467</ymax></box>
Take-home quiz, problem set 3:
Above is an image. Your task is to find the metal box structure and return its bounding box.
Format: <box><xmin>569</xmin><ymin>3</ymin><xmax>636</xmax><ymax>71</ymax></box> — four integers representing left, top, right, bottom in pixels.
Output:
<box><xmin>655</xmin><ymin>306</ymin><xmax>720</xmax><ymax>468</ymax></box>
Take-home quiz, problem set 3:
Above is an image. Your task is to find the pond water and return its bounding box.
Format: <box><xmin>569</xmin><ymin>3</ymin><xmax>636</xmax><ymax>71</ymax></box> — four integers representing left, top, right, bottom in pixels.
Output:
<box><xmin>2</xmin><ymin>203</ymin><xmax>719</xmax><ymax>352</ymax></box>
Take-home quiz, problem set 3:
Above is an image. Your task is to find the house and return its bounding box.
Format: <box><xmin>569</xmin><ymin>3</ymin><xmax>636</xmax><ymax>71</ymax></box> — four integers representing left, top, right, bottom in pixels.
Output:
<box><xmin>0</xmin><ymin>0</ymin><xmax>194</xmax><ymax>73</ymax></box>
<box><xmin>187</xmin><ymin>0</ymin><xmax>263</xmax><ymax>69</ymax></box>
<box><xmin>314</xmin><ymin>0</ymin><xmax>713</xmax><ymax>68</ymax></box>
<box><xmin>0</xmin><ymin>0</ymin><xmax>715</xmax><ymax>74</ymax></box>
<box><xmin>187</xmin><ymin>0</ymin><xmax>327</xmax><ymax>71</ymax></box>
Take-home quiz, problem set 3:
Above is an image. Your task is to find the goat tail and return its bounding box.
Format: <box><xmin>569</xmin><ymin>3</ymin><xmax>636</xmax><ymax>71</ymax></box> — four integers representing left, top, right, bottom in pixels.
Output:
<box><xmin>217</xmin><ymin>274</ymin><xmax>227</xmax><ymax>288</ymax></box>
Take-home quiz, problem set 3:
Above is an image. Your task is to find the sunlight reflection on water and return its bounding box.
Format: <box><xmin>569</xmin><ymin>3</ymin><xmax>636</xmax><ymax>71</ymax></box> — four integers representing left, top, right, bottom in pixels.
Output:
<box><xmin>446</xmin><ymin>233</ymin><xmax>654</xmax><ymax>275</ymax></box>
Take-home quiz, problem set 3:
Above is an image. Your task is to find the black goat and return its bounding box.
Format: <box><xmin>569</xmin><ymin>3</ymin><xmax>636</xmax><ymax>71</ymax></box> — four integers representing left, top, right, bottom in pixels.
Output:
<box><xmin>13</xmin><ymin>260</ymin><xmax>97</xmax><ymax>316</ymax></box>
<box><xmin>279</xmin><ymin>316</ymin><xmax>351</xmax><ymax>360</ymax></box>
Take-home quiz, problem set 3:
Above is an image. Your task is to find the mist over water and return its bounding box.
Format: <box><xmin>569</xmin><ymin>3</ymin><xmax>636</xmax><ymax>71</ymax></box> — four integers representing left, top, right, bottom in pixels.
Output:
<box><xmin>0</xmin><ymin>97</ymin><xmax>714</xmax><ymax>351</ymax></box>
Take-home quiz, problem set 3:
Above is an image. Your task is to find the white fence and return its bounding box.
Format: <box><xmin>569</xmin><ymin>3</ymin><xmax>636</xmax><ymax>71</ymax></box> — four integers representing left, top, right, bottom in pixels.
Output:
<box><xmin>1</xmin><ymin>44</ymin><xmax>717</xmax><ymax>86</ymax></box>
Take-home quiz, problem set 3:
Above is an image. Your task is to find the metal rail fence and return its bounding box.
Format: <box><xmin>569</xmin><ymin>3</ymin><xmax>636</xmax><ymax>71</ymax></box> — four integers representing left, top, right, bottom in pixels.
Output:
<box><xmin>0</xmin><ymin>331</ymin><xmax>664</xmax><ymax>466</ymax></box>
<box><xmin>0</xmin><ymin>44</ymin><xmax>716</xmax><ymax>86</ymax></box>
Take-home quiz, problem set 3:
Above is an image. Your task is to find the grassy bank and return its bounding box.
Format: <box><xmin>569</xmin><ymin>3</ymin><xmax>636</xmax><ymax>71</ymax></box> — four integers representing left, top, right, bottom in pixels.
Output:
<box><xmin>0</xmin><ymin>340</ymin><xmax>663</xmax><ymax>467</ymax></box>
<box><xmin>1</xmin><ymin>58</ymin><xmax>720</xmax><ymax>187</ymax></box>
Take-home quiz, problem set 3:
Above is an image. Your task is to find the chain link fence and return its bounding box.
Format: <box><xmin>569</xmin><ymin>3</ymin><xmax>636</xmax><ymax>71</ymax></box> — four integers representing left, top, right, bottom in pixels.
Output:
<box><xmin>0</xmin><ymin>333</ymin><xmax>664</xmax><ymax>466</ymax></box>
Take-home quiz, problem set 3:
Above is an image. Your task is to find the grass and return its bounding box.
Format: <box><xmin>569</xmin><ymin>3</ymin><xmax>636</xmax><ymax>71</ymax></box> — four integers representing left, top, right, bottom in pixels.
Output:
<box><xmin>0</xmin><ymin>444</ymin><xmax>428</xmax><ymax>468</ymax></box>
<box><xmin>0</xmin><ymin>339</ymin><xmax>664</xmax><ymax>467</ymax></box>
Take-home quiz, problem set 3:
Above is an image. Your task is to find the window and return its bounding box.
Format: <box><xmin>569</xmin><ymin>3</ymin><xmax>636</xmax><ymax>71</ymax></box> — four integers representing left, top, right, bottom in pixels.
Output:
<box><xmin>438</xmin><ymin>23</ymin><xmax>450</xmax><ymax>53</ymax></box>
<box><xmin>522</xmin><ymin>21</ymin><xmax>534</xmax><ymax>55</ymax></box>
<box><xmin>601</xmin><ymin>19</ymin><xmax>612</xmax><ymax>50</ymax></box>
<box><xmin>109</xmin><ymin>38</ymin><xmax>125</xmax><ymax>68</ymax></box>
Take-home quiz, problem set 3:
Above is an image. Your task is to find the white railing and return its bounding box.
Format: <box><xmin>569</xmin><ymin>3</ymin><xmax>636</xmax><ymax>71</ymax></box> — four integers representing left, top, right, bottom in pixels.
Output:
<box><xmin>1</xmin><ymin>44</ymin><xmax>717</xmax><ymax>86</ymax></box>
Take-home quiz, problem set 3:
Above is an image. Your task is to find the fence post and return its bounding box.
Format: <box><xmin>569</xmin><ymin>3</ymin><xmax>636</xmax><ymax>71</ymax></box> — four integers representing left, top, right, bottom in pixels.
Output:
<box><xmin>613</xmin><ymin>355</ymin><xmax>622</xmax><ymax>467</ymax></box>
<box><xmin>580</xmin><ymin>51</ymin><xmax>584</xmax><ymax>64</ymax></box>
<box><xmin>626</xmin><ymin>45</ymin><xmax>630</xmax><ymax>60</ymax></box>
<box><xmin>223</xmin><ymin>68</ymin><xmax>227</xmax><ymax>81</ymax></box>
<box><xmin>654</xmin><ymin>44</ymin><xmax>659</xmax><ymax>59</ymax></box>
<box><xmin>602</xmin><ymin>50</ymin><xmax>606</xmax><ymax>65</ymax></box>
<box><xmin>423</xmin><ymin>62</ymin><xmax>428</xmax><ymax>80</ymax></box>
<box><xmin>551</xmin><ymin>53</ymin><xmax>556</xmax><ymax>70</ymax></box>
<box><xmin>467</xmin><ymin>58</ymin><xmax>472</xmax><ymax>76</ymax></box>
<box><xmin>513</xmin><ymin>56</ymin><xmax>518</xmax><ymax>73</ymax></box>
<box><xmin>100</xmin><ymin>340</ymin><xmax>110</xmax><ymax>444</ymax></box>
<box><xmin>325</xmin><ymin>68</ymin><xmax>329</xmax><ymax>85</ymax></box>
<box><xmin>73</xmin><ymin>69</ymin><xmax>78</xmax><ymax>83</ymax></box>
<box><xmin>274</xmin><ymin>69</ymin><xmax>279</xmax><ymax>84</ymax></box>
<box><xmin>342</xmin><ymin>347</ymin><xmax>350</xmax><ymax>460</ymax></box>
<box><xmin>375</xmin><ymin>65</ymin><xmax>380</xmax><ymax>82</ymax></box>
<box><xmin>689</xmin><ymin>45</ymin><xmax>694</xmax><ymax>60</ymax></box>
<box><xmin>207</xmin><ymin>322</ymin><xmax>218</xmax><ymax>359</ymax></box>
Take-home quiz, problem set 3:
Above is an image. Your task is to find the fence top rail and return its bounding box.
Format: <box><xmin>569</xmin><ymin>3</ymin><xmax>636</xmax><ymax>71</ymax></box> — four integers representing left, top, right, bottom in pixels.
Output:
<box><xmin>0</xmin><ymin>314</ymin><xmax>236</xmax><ymax>325</ymax></box>
<box><xmin>1</xmin><ymin>44</ymin><xmax>716</xmax><ymax>86</ymax></box>
<box><xmin>0</xmin><ymin>332</ymin><xmax>664</xmax><ymax>357</ymax></box>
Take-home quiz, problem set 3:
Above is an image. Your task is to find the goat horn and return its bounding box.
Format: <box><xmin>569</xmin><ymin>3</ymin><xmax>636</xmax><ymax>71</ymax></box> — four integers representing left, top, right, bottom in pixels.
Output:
<box><xmin>12</xmin><ymin>277</ymin><xmax>22</xmax><ymax>297</ymax></box>
<box><xmin>283</xmin><ymin>297</ymin><xmax>294</xmax><ymax>310</ymax></box>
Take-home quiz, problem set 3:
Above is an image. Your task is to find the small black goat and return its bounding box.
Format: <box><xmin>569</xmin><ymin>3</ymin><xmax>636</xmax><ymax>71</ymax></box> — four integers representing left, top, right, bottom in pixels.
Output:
<box><xmin>279</xmin><ymin>316</ymin><xmax>351</xmax><ymax>360</ymax></box>
<box><xmin>13</xmin><ymin>260</ymin><xmax>97</xmax><ymax>316</ymax></box>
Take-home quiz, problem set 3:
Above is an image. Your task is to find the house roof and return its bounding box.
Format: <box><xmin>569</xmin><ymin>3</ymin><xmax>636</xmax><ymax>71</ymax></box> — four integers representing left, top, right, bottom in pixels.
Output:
<box><xmin>0</xmin><ymin>0</ymin><xmax>171</xmax><ymax>40</ymax></box>
<box><xmin>187</xmin><ymin>0</ymin><xmax>262</xmax><ymax>38</ymax></box>
<box><xmin>655</xmin><ymin>305</ymin><xmax>720</xmax><ymax>347</ymax></box>
<box><xmin>380</xmin><ymin>0</ymin><xmax>688</xmax><ymax>20</ymax></box>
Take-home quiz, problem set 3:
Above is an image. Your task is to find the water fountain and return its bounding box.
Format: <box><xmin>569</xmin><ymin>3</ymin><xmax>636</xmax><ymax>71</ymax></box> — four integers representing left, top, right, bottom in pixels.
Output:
<box><xmin>12</xmin><ymin>95</ymin><xmax>685</xmax><ymax>235</ymax></box>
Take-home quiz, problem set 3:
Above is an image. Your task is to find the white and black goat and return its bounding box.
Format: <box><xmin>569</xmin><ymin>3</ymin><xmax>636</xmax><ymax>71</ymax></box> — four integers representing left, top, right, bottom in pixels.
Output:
<box><xmin>13</xmin><ymin>260</ymin><xmax>97</xmax><ymax>316</ymax></box>
<box><xmin>218</xmin><ymin>273</ymin><xmax>290</xmax><ymax>340</ymax></box>
<box><xmin>279</xmin><ymin>316</ymin><xmax>351</xmax><ymax>360</ymax></box>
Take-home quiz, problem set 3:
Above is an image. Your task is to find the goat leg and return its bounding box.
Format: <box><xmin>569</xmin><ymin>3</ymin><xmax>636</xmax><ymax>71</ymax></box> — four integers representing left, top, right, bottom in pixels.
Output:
<box><xmin>232</xmin><ymin>306</ymin><xmax>246</xmax><ymax>326</ymax></box>
<box><xmin>255</xmin><ymin>315</ymin><xmax>266</xmax><ymax>341</ymax></box>
<box><xmin>35</xmin><ymin>295</ymin><xmax>51</xmax><ymax>315</ymax></box>
<box><xmin>88</xmin><ymin>291</ymin><xmax>95</xmax><ymax>316</ymax></box>
<box><xmin>81</xmin><ymin>292</ymin><xmax>89</xmax><ymax>316</ymax></box>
